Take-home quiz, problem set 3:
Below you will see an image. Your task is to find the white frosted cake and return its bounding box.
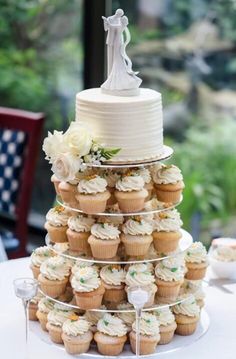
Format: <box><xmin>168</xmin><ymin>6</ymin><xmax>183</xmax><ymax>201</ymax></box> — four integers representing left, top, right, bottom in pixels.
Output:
<box><xmin>75</xmin><ymin>87</ymin><xmax>164</xmax><ymax>163</ymax></box>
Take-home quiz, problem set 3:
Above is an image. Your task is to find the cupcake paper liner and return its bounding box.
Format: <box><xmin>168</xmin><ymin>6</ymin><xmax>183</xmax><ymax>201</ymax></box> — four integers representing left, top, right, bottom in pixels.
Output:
<box><xmin>153</xmin><ymin>231</ymin><xmax>181</xmax><ymax>253</ymax></box>
<box><xmin>156</xmin><ymin>278</ymin><xmax>182</xmax><ymax>300</ymax></box>
<box><xmin>185</xmin><ymin>262</ymin><xmax>208</xmax><ymax>280</ymax></box>
<box><xmin>88</xmin><ymin>235</ymin><xmax>120</xmax><ymax>259</ymax></box>
<box><xmin>38</xmin><ymin>274</ymin><xmax>68</xmax><ymax>298</ymax></box>
<box><xmin>77</xmin><ymin>191</ymin><xmax>110</xmax><ymax>214</ymax></box>
<box><xmin>94</xmin><ymin>332</ymin><xmax>127</xmax><ymax>356</ymax></box>
<box><xmin>30</xmin><ymin>264</ymin><xmax>40</xmax><ymax>279</ymax></box>
<box><xmin>67</xmin><ymin>228</ymin><xmax>90</xmax><ymax>252</ymax></box>
<box><xmin>129</xmin><ymin>331</ymin><xmax>160</xmax><ymax>355</ymax></box>
<box><xmin>159</xmin><ymin>322</ymin><xmax>177</xmax><ymax>344</ymax></box>
<box><xmin>121</xmin><ymin>234</ymin><xmax>152</xmax><ymax>256</ymax></box>
<box><xmin>44</xmin><ymin>222</ymin><xmax>68</xmax><ymax>243</ymax></box>
<box><xmin>62</xmin><ymin>331</ymin><xmax>93</xmax><ymax>355</ymax></box>
<box><xmin>46</xmin><ymin>323</ymin><xmax>63</xmax><ymax>344</ymax></box>
<box><xmin>174</xmin><ymin>314</ymin><xmax>199</xmax><ymax>336</ymax></box>
<box><xmin>74</xmin><ymin>285</ymin><xmax>105</xmax><ymax>310</ymax></box>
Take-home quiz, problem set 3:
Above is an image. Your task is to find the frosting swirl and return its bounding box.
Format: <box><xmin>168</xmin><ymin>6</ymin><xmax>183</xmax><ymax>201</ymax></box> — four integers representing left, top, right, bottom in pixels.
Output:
<box><xmin>91</xmin><ymin>223</ymin><xmax>120</xmax><ymax>240</ymax></box>
<box><xmin>31</xmin><ymin>246</ymin><xmax>54</xmax><ymax>267</ymax></box>
<box><xmin>155</xmin><ymin>256</ymin><xmax>185</xmax><ymax>282</ymax></box>
<box><xmin>132</xmin><ymin>312</ymin><xmax>160</xmax><ymax>337</ymax></box>
<box><xmin>153</xmin><ymin>209</ymin><xmax>183</xmax><ymax>232</ymax></box>
<box><xmin>153</xmin><ymin>307</ymin><xmax>175</xmax><ymax>326</ymax></box>
<box><xmin>97</xmin><ymin>313</ymin><xmax>127</xmax><ymax>337</ymax></box>
<box><xmin>213</xmin><ymin>246</ymin><xmax>236</xmax><ymax>262</ymax></box>
<box><xmin>100</xmin><ymin>265</ymin><xmax>126</xmax><ymax>286</ymax></box>
<box><xmin>38</xmin><ymin>298</ymin><xmax>54</xmax><ymax>313</ymax></box>
<box><xmin>152</xmin><ymin>164</ymin><xmax>183</xmax><ymax>185</ymax></box>
<box><xmin>46</xmin><ymin>206</ymin><xmax>69</xmax><ymax>227</ymax></box>
<box><xmin>47</xmin><ymin>306</ymin><xmax>74</xmax><ymax>327</ymax></box>
<box><xmin>40</xmin><ymin>257</ymin><xmax>70</xmax><ymax>280</ymax></box>
<box><xmin>126</xmin><ymin>264</ymin><xmax>155</xmax><ymax>287</ymax></box>
<box><xmin>71</xmin><ymin>266</ymin><xmax>101</xmax><ymax>292</ymax></box>
<box><xmin>173</xmin><ymin>294</ymin><xmax>200</xmax><ymax>317</ymax></box>
<box><xmin>185</xmin><ymin>242</ymin><xmax>207</xmax><ymax>263</ymax></box>
<box><xmin>62</xmin><ymin>316</ymin><xmax>91</xmax><ymax>336</ymax></box>
<box><xmin>53</xmin><ymin>242</ymin><xmax>69</xmax><ymax>253</ymax></box>
<box><xmin>68</xmin><ymin>215</ymin><xmax>95</xmax><ymax>232</ymax></box>
<box><xmin>78</xmin><ymin>175</ymin><xmax>107</xmax><ymax>194</ymax></box>
<box><xmin>137</xmin><ymin>167</ymin><xmax>151</xmax><ymax>184</ymax></box>
<box><xmin>122</xmin><ymin>218</ymin><xmax>153</xmax><ymax>236</ymax></box>
<box><xmin>116</xmin><ymin>174</ymin><xmax>144</xmax><ymax>192</ymax></box>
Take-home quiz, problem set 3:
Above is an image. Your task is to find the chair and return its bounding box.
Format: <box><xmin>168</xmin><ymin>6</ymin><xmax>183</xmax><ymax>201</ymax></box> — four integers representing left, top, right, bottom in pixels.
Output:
<box><xmin>0</xmin><ymin>107</ymin><xmax>44</xmax><ymax>258</ymax></box>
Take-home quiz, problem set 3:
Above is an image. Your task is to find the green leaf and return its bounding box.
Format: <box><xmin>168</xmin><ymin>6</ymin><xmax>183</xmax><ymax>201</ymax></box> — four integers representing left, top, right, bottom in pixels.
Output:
<box><xmin>130</xmin><ymin>271</ymin><xmax>137</xmax><ymax>277</ymax></box>
<box><xmin>103</xmin><ymin>320</ymin><xmax>109</xmax><ymax>326</ymax></box>
<box><xmin>171</xmin><ymin>267</ymin><xmax>178</xmax><ymax>272</ymax></box>
<box><xmin>100</xmin><ymin>147</ymin><xmax>121</xmax><ymax>160</ymax></box>
<box><xmin>80</xmin><ymin>278</ymin><xmax>85</xmax><ymax>283</ymax></box>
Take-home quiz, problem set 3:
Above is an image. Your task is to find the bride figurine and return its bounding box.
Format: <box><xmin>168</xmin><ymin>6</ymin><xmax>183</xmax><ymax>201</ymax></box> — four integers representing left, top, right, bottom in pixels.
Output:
<box><xmin>101</xmin><ymin>9</ymin><xmax>142</xmax><ymax>96</ymax></box>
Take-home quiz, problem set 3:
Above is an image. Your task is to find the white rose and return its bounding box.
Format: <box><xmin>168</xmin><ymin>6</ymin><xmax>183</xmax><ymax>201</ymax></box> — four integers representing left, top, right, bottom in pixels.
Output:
<box><xmin>52</xmin><ymin>153</ymin><xmax>81</xmax><ymax>181</ymax></box>
<box><xmin>64</xmin><ymin>122</ymin><xmax>93</xmax><ymax>157</ymax></box>
<box><xmin>43</xmin><ymin>130</ymin><xmax>68</xmax><ymax>163</ymax></box>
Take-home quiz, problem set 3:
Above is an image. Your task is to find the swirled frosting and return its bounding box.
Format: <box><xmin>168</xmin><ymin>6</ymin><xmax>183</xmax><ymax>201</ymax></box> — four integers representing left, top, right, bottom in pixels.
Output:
<box><xmin>47</xmin><ymin>307</ymin><xmax>74</xmax><ymax>327</ymax></box>
<box><xmin>91</xmin><ymin>223</ymin><xmax>120</xmax><ymax>240</ymax></box>
<box><xmin>38</xmin><ymin>298</ymin><xmax>54</xmax><ymax>313</ymax></box>
<box><xmin>132</xmin><ymin>312</ymin><xmax>160</xmax><ymax>337</ymax></box>
<box><xmin>152</xmin><ymin>164</ymin><xmax>183</xmax><ymax>185</ymax></box>
<box><xmin>62</xmin><ymin>316</ymin><xmax>91</xmax><ymax>336</ymax></box>
<box><xmin>126</xmin><ymin>264</ymin><xmax>155</xmax><ymax>287</ymax></box>
<box><xmin>53</xmin><ymin>242</ymin><xmax>69</xmax><ymax>253</ymax></box>
<box><xmin>100</xmin><ymin>265</ymin><xmax>126</xmax><ymax>286</ymax></box>
<box><xmin>31</xmin><ymin>246</ymin><xmax>54</xmax><ymax>267</ymax></box>
<box><xmin>122</xmin><ymin>218</ymin><xmax>153</xmax><ymax>236</ymax></box>
<box><xmin>173</xmin><ymin>294</ymin><xmax>200</xmax><ymax>317</ymax></box>
<box><xmin>71</xmin><ymin>266</ymin><xmax>101</xmax><ymax>292</ymax></box>
<box><xmin>71</xmin><ymin>261</ymin><xmax>97</xmax><ymax>275</ymax></box>
<box><xmin>102</xmin><ymin>170</ymin><xmax>121</xmax><ymax>188</ymax></box>
<box><xmin>185</xmin><ymin>242</ymin><xmax>207</xmax><ymax>263</ymax></box>
<box><xmin>213</xmin><ymin>246</ymin><xmax>236</xmax><ymax>262</ymax></box>
<box><xmin>68</xmin><ymin>215</ymin><xmax>95</xmax><ymax>232</ymax></box>
<box><xmin>40</xmin><ymin>257</ymin><xmax>70</xmax><ymax>280</ymax></box>
<box><xmin>155</xmin><ymin>256</ymin><xmax>185</xmax><ymax>282</ymax></box>
<box><xmin>153</xmin><ymin>209</ymin><xmax>183</xmax><ymax>232</ymax></box>
<box><xmin>116</xmin><ymin>174</ymin><xmax>144</xmax><ymax>192</ymax></box>
<box><xmin>97</xmin><ymin>313</ymin><xmax>127</xmax><ymax>337</ymax></box>
<box><xmin>183</xmin><ymin>280</ymin><xmax>205</xmax><ymax>301</ymax></box>
<box><xmin>153</xmin><ymin>307</ymin><xmax>175</xmax><ymax>326</ymax></box>
<box><xmin>137</xmin><ymin>167</ymin><xmax>151</xmax><ymax>184</ymax></box>
<box><xmin>78</xmin><ymin>175</ymin><xmax>107</xmax><ymax>194</ymax></box>
<box><xmin>117</xmin><ymin>303</ymin><xmax>135</xmax><ymax>328</ymax></box>
<box><xmin>84</xmin><ymin>305</ymin><xmax>106</xmax><ymax>325</ymax></box>
<box><xmin>46</xmin><ymin>207</ymin><xmax>69</xmax><ymax>227</ymax></box>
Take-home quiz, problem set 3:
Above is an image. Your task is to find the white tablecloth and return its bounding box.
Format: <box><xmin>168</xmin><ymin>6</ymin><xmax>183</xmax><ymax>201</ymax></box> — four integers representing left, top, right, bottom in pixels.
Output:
<box><xmin>0</xmin><ymin>258</ymin><xmax>236</xmax><ymax>359</ymax></box>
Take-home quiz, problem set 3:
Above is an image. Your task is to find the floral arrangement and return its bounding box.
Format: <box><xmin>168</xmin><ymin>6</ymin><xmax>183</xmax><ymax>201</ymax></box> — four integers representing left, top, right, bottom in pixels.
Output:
<box><xmin>43</xmin><ymin>121</ymin><xmax>120</xmax><ymax>181</ymax></box>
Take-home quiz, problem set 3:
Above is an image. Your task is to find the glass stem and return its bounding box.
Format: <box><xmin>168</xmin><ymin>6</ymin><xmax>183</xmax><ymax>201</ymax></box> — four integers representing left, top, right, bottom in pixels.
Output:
<box><xmin>135</xmin><ymin>308</ymin><xmax>142</xmax><ymax>359</ymax></box>
<box><xmin>22</xmin><ymin>299</ymin><xmax>29</xmax><ymax>359</ymax></box>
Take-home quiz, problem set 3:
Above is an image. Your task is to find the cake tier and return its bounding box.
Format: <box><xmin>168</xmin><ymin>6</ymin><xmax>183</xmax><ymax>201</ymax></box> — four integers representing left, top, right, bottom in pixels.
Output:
<box><xmin>75</xmin><ymin>88</ymin><xmax>163</xmax><ymax>162</ymax></box>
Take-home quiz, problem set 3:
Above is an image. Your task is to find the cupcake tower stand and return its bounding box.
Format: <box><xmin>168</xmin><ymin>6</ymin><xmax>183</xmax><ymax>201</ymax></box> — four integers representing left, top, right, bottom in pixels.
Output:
<box><xmin>32</xmin><ymin>148</ymin><xmax>210</xmax><ymax>358</ymax></box>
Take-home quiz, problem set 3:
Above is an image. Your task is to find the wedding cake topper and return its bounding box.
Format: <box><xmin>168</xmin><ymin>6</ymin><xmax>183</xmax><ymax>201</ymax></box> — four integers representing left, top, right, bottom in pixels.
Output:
<box><xmin>101</xmin><ymin>9</ymin><xmax>142</xmax><ymax>96</ymax></box>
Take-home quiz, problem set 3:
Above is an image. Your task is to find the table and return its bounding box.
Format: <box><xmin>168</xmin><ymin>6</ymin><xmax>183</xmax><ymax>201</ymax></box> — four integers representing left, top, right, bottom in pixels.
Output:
<box><xmin>0</xmin><ymin>258</ymin><xmax>235</xmax><ymax>359</ymax></box>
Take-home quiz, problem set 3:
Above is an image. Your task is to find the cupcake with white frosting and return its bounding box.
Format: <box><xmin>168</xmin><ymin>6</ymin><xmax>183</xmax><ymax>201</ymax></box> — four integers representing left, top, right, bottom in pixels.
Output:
<box><xmin>62</xmin><ymin>314</ymin><xmax>93</xmax><ymax>354</ymax></box>
<box><xmin>38</xmin><ymin>256</ymin><xmax>70</xmax><ymax>298</ymax></box>
<box><xmin>44</xmin><ymin>206</ymin><xmax>70</xmax><ymax>243</ymax></box>
<box><xmin>88</xmin><ymin>222</ymin><xmax>121</xmax><ymax>259</ymax></box>
<box><xmin>71</xmin><ymin>266</ymin><xmax>105</xmax><ymax>309</ymax></box>
<box><xmin>137</xmin><ymin>167</ymin><xmax>154</xmax><ymax>201</ymax></box>
<box><xmin>76</xmin><ymin>174</ymin><xmax>110</xmax><ymax>214</ymax></box>
<box><xmin>115</xmin><ymin>171</ymin><xmax>148</xmax><ymax>213</ymax></box>
<box><xmin>173</xmin><ymin>294</ymin><xmax>200</xmax><ymax>335</ymax></box>
<box><xmin>100</xmin><ymin>265</ymin><xmax>126</xmax><ymax>304</ymax></box>
<box><xmin>182</xmin><ymin>279</ymin><xmax>205</xmax><ymax>308</ymax></box>
<box><xmin>185</xmin><ymin>242</ymin><xmax>208</xmax><ymax>280</ymax></box>
<box><xmin>152</xmin><ymin>209</ymin><xmax>183</xmax><ymax>253</ymax></box>
<box><xmin>46</xmin><ymin>303</ymin><xmax>75</xmax><ymax>344</ymax></box>
<box><xmin>67</xmin><ymin>215</ymin><xmax>95</xmax><ymax>253</ymax></box>
<box><xmin>152</xmin><ymin>164</ymin><xmax>184</xmax><ymax>203</ymax></box>
<box><xmin>153</xmin><ymin>307</ymin><xmax>177</xmax><ymax>344</ymax></box>
<box><xmin>30</xmin><ymin>246</ymin><xmax>55</xmax><ymax>279</ymax></box>
<box><xmin>155</xmin><ymin>256</ymin><xmax>185</xmax><ymax>300</ymax></box>
<box><xmin>53</xmin><ymin>242</ymin><xmax>69</xmax><ymax>254</ymax></box>
<box><xmin>125</xmin><ymin>263</ymin><xmax>157</xmax><ymax>307</ymax></box>
<box><xmin>94</xmin><ymin>313</ymin><xmax>128</xmax><ymax>355</ymax></box>
<box><xmin>116</xmin><ymin>302</ymin><xmax>135</xmax><ymax>332</ymax></box>
<box><xmin>102</xmin><ymin>169</ymin><xmax>121</xmax><ymax>205</ymax></box>
<box><xmin>121</xmin><ymin>217</ymin><xmax>153</xmax><ymax>257</ymax></box>
<box><xmin>36</xmin><ymin>297</ymin><xmax>55</xmax><ymax>331</ymax></box>
<box><xmin>129</xmin><ymin>312</ymin><xmax>160</xmax><ymax>355</ymax></box>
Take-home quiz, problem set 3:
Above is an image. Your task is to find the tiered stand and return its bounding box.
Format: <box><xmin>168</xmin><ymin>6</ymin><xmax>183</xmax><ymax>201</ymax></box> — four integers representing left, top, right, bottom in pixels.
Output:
<box><xmin>33</xmin><ymin>145</ymin><xmax>210</xmax><ymax>357</ymax></box>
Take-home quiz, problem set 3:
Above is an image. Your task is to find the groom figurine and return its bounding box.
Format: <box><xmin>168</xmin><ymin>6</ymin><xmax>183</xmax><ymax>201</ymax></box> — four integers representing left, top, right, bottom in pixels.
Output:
<box><xmin>102</xmin><ymin>9</ymin><xmax>124</xmax><ymax>76</ymax></box>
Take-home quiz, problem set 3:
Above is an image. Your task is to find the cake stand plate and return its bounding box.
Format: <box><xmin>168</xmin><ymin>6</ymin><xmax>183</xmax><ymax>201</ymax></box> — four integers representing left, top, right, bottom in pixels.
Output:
<box><xmin>30</xmin><ymin>309</ymin><xmax>209</xmax><ymax>358</ymax></box>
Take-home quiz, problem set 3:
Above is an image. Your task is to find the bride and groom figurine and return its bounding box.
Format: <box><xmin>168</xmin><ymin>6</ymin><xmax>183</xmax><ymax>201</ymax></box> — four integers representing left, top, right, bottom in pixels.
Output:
<box><xmin>101</xmin><ymin>9</ymin><xmax>142</xmax><ymax>95</ymax></box>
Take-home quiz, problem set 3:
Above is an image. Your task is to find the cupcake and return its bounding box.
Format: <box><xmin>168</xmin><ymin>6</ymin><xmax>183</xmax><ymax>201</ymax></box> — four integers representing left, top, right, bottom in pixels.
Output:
<box><xmin>28</xmin><ymin>292</ymin><xmax>43</xmax><ymax>321</ymax></box>
<box><xmin>84</xmin><ymin>306</ymin><xmax>106</xmax><ymax>333</ymax></box>
<box><xmin>152</xmin><ymin>209</ymin><xmax>183</xmax><ymax>253</ymax></box>
<box><xmin>100</xmin><ymin>265</ymin><xmax>126</xmax><ymax>304</ymax></box>
<box><xmin>115</xmin><ymin>171</ymin><xmax>148</xmax><ymax>213</ymax></box>
<box><xmin>103</xmin><ymin>169</ymin><xmax>120</xmax><ymax>205</ymax></box>
<box><xmin>153</xmin><ymin>307</ymin><xmax>177</xmax><ymax>344</ymax></box>
<box><xmin>46</xmin><ymin>303</ymin><xmax>75</xmax><ymax>344</ymax></box>
<box><xmin>137</xmin><ymin>167</ymin><xmax>153</xmax><ymax>201</ymax></box>
<box><xmin>185</xmin><ymin>242</ymin><xmax>208</xmax><ymax>280</ymax></box>
<box><xmin>30</xmin><ymin>246</ymin><xmax>55</xmax><ymax>279</ymax></box>
<box><xmin>121</xmin><ymin>217</ymin><xmax>153</xmax><ymax>256</ymax></box>
<box><xmin>129</xmin><ymin>312</ymin><xmax>160</xmax><ymax>355</ymax></box>
<box><xmin>76</xmin><ymin>174</ymin><xmax>110</xmax><ymax>214</ymax></box>
<box><xmin>182</xmin><ymin>279</ymin><xmax>205</xmax><ymax>309</ymax></box>
<box><xmin>88</xmin><ymin>222</ymin><xmax>120</xmax><ymax>259</ymax></box>
<box><xmin>155</xmin><ymin>256</ymin><xmax>185</xmax><ymax>300</ymax></box>
<box><xmin>125</xmin><ymin>264</ymin><xmax>157</xmax><ymax>307</ymax></box>
<box><xmin>36</xmin><ymin>297</ymin><xmax>55</xmax><ymax>331</ymax></box>
<box><xmin>38</xmin><ymin>257</ymin><xmax>70</xmax><ymax>298</ymax></box>
<box><xmin>67</xmin><ymin>215</ymin><xmax>95</xmax><ymax>253</ymax></box>
<box><xmin>51</xmin><ymin>174</ymin><xmax>60</xmax><ymax>195</ymax></box>
<box><xmin>71</xmin><ymin>266</ymin><xmax>105</xmax><ymax>309</ymax></box>
<box><xmin>152</xmin><ymin>164</ymin><xmax>184</xmax><ymax>203</ymax></box>
<box><xmin>173</xmin><ymin>294</ymin><xmax>200</xmax><ymax>335</ymax></box>
<box><xmin>94</xmin><ymin>313</ymin><xmax>128</xmax><ymax>355</ymax></box>
<box><xmin>44</xmin><ymin>206</ymin><xmax>70</xmax><ymax>243</ymax></box>
<box><xmin>58</xmin><ymin>179</ymin><xmax>79</xmax><ymax>206</ymax></box>
<box><xmin>62</xmin><ymin>314</ymin><xmax>93</xmax><ymax>354</ymax></box>
<box><xmin>116</xmin><ymin>302</ymin><xmax>135</xmax><ymax>332</ymax></box>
